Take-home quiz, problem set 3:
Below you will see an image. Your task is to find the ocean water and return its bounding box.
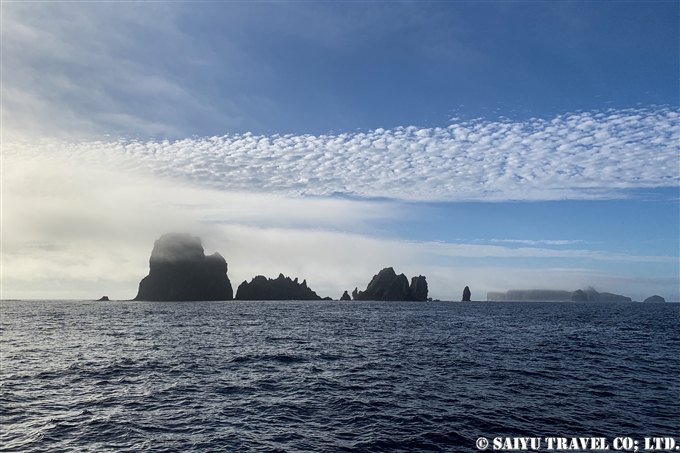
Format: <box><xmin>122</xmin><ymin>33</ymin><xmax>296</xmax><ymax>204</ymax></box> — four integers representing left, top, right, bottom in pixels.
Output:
<box><xmin>1</xmin><ymin>300</ymin><xmax>678</xmax><ymax>452</ymax></box>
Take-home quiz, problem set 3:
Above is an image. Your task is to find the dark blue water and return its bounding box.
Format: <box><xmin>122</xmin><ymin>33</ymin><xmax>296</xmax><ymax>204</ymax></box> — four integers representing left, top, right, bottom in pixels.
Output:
<box><xmin>1</xmin><ymin>301</ymin><xmax>678</xmax><ymax>452</ymax></box>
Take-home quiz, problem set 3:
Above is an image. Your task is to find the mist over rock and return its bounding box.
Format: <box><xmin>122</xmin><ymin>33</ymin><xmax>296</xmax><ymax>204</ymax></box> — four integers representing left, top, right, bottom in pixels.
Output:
<box><xmin>643</xmin><ymin>295</ymin><xmax>666</xmax><ymax>303</ymax></box>
<box><xmin>462</xmin><ymin>286</ymin><xmax>471</xmax><ymax>302</ymax></box>
<box><xmin>570</xmin><ymin>289</ymin><xmax>589</xmax><ymax>302</ymax></box>
<box><xmin>353</xmin><ymin>267</ymin><xmax>428</xmax><ymax>301</ymax></box>
<box><xmin>584</xmin><ymin>287</ymin><xmax>632</xmax><ymax>302</ymax></box>
<box><xmin>235</xmin><ymin>274</ymin><xmax>322</xmax><ymax>300</ymax></box>
<box><xmin>487</xmin><ymin>289</ymin><xmax>575</xmax><ymax>301</ymax></box>
<box><xmin>134</xmin><ymin>233</ymin><xmax>233</xmax><ymax>301</ymax></box>
<box><xmin>487</xmin><ymin>287</ymin><xmax>632</xmax><ymax>302</ymax></box>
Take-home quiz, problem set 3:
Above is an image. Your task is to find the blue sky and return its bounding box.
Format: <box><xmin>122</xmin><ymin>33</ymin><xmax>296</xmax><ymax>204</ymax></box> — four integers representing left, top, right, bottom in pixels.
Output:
<box><xmin>2</xmin><ymin>1</ymin><xmax>678</xmax><ymax>301</ymax></box>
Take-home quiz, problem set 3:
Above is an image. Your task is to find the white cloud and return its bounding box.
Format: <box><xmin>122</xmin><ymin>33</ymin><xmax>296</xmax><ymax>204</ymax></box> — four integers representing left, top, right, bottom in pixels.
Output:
<box><xmin>2</xmin><ymin>156</ymin><xmax>674</xmax><ymax>301</ymax></box>
<box><xmin>6</xmin><ymin>107</ymin><xmax>677</xmax><ymax>202</ymax></box>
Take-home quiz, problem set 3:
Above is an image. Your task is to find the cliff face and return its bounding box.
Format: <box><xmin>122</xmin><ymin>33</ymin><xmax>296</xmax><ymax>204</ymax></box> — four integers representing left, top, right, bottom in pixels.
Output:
<box><xmin>353</xmin><ymin>267</ymin><xmax>428</xmax><ymax>301</ymax></box>
<box><xmin>134</xmin><ymin>233</ymin><xmax>233</xmax><ymax>301</ymax></box>
<box><xmin>235</xmin><ymin>274</ymin><xmax>322</xmax><ymax>300</ymax></box>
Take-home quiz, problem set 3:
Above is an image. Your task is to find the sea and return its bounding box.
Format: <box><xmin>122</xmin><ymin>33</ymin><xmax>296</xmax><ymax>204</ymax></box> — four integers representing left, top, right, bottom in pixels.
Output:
<box><xmin>1</xmin><ymin>300</ymin><xmax>678</xmax><ymax>453</ymax></box>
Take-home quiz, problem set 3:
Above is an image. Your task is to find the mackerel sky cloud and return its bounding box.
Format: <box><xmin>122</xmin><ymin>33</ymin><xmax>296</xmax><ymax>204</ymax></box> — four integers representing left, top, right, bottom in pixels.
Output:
<box><xmin>8</xmin><ymin>107</ymin><xmax>677</xmax><ymax>203</ymax></box>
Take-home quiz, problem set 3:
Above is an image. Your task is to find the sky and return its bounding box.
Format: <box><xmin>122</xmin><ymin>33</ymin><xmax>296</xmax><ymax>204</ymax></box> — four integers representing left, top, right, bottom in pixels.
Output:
<box><xmin>2</xmin><ymin>0</ymin><xmax>678</xmax><ymax>302</ymax></box>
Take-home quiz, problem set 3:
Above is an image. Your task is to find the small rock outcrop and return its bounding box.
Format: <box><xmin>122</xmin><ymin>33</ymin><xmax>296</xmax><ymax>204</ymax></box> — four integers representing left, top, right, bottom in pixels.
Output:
<box><xmin>134</xmin><ymin>233</ymin><xmax>233</xmax><ymax>301</ymax></box>
<box><xmin>340</xmin><ymin>290</ymin><xmax>352</xmax><ymax>301</ymax></box>
<box><xmin>462</xmin><ymin>286</ymin><xmax>471</xmax><ymax>302</ymax></box>
<box><xmin>235</xmin><ymin>274</ymin><xmax>322</xmax><ymax>300</ymax></box>
<box><xmin>96</xmin><ymin>296</ymin><xmax>110</xmax><ymax>301</ymax></box>
<box><xmin>643</xmin><ymin>295</ymin><xmax>666</xmax><ymax>303</ymax></box>
<box><xmin>353</xmin><ymin>267</ymin><xmax>428</xmax><ymax>301</ymax></box>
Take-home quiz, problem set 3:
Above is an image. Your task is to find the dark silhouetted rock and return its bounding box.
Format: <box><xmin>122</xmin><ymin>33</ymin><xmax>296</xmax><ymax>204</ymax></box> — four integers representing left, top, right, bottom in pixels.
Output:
<box><xmin>235</xmin><ymin>273</ymin><xmax>322</xmax><ymax>300</ymax></box>
<box><xmin>134</xmin><ymin>233</ymin><xmax>233</xmax><ymax>301</ymax></box>
<box><xmin>340</xmin><ymin>290</ymin><xmax>351</xmax><ymax>301</ymax></box>
<box><xmin>410</xmin><ymin>276</ymin><xmax>428</xmax><ymax>301</ymax></box>
<box><xmin>353</xmin><ymin>267</ymin><xmax>428</xmax><ymax>301</ymax></box>
<box><xmin>570</xmin><ymin>289</ymin><xmax>588</xmax><ymax>302</ymax></box>
<box><xmin>643</xmin><ymin>295</ymin><xmax>666</xmax><ymax>303</ymax></box>
<box><xmin>382</xmin><ymin>273</ymin><xmax>411</xmax><ymax>301</ymax></box>
<box><xmin>322</xmin><ymin>296</ymin><xmax>333</xmax><ymax>301</ymax></box>
<box><xmin>354</xmin><ymin>267</ymin><xmax>398</xmax><ymax>300</ymax></box>
<box><xmin>96</xmin><ymin>296</ymin><xmax>110</xmax><ymax>301</ymax></box>
<box><xmin>462</xmin><ymin>286</ymin><xmax>471</xmax><ymax>302</ymax></box>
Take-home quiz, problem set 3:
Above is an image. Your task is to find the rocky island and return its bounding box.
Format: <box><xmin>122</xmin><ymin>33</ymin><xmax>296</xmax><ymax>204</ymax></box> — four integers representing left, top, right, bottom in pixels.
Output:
<box><xmin>130</xmin><ymin>233</ymin><xmax>659</xmax><ymax>304</ymax></box>
<box><xmin>351</xmin><ymin>267</ymin><xmax>428</xmax><ymax>301</ymax></box>
<box><xmin>235</xmin><ymin>274</ymin><xmax>323</xmax><ymax>300</ymax></box>
<box><xmin>134</xmin><ymin>233</ymin><xmax>233</xmax><ymax>301</ymax></box>
<box><xmin>487</xmin><ymin>287</ymin><xmax>632</xmax><ymax>302</ymax></box>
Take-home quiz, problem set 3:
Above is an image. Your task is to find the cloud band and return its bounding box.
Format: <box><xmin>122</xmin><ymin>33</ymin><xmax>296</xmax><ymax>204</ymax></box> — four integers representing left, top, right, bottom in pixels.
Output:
<box><xmin>8</xmin><ymin>107</ymin><xmax>678</xmax><ymax>202</ymax></box>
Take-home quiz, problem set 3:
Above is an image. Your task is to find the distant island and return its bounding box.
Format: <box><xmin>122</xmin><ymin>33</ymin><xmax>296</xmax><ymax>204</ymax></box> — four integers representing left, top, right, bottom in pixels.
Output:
<box><xmin>129</xmin><ymin>233</ymin><xmax>665</xmax><ymax>303</ymax></box>
<box><xmin>643</xmin><ymin>295</ymin><xmax>666</xmax><ymax>303</ymax></box>
<box><xmin>236</xmin><ymin>274</ymin><xmax>323</xmax><ymax>300</ymax></box>
<box><xmin>487</xmin><ymin>287</ymin><xmax>632</xmax><ymax>302</ymax></box>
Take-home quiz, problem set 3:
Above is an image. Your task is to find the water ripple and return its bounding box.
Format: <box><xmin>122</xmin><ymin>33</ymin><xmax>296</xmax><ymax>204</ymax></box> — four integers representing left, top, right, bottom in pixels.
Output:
<box><xmin>1</xmin><ymin>300</ymin><xmax>678</xmax><ymax>452</ymax></box>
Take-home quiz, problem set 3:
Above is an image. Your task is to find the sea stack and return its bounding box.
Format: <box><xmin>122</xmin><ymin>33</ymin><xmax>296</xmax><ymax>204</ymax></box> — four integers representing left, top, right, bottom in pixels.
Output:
<box><xmin>462</xmin><ymin>286</ymin><xmax>471</xmax><ymax>302</ymax></box>
<box><xmin>410</xmin><ymin>276</ymin><xmax>429</xmax><ymax>302</ymax></box>
<box><xmin>340</xmin><ymin>290</ymin><xmax>352</xmax><ymax>301</ymax></box>
<box><xmin>353</xmin><ymin>267</ymin><xmax>428</xmax><ymax>301</ymax></box>
<box><xmin>134</xmin><ymin>233</ymin><xmax>233</xmax><ymax>301</ymax></box>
